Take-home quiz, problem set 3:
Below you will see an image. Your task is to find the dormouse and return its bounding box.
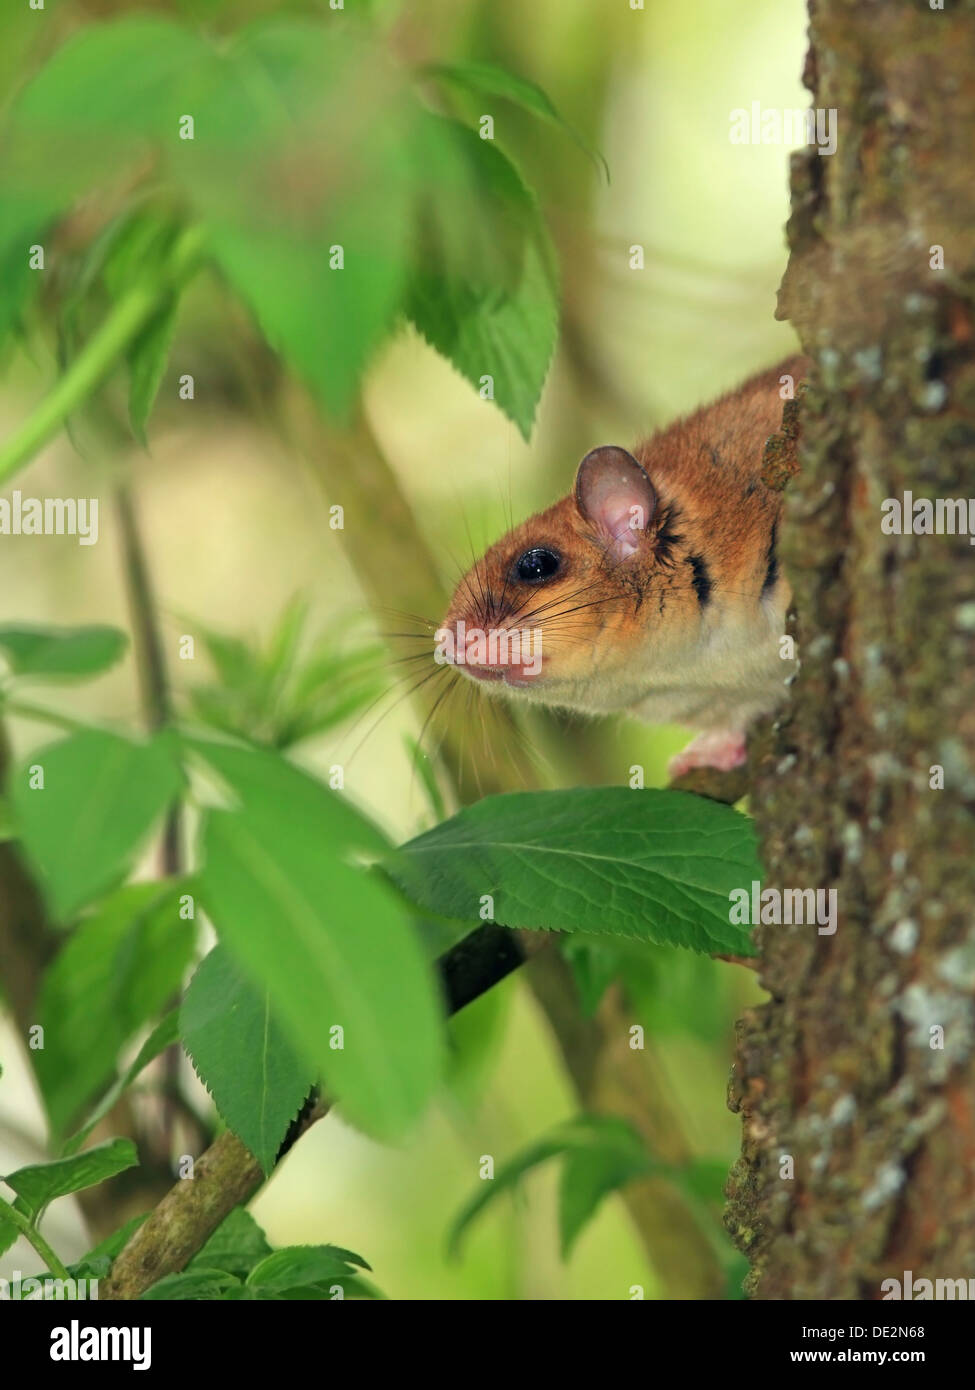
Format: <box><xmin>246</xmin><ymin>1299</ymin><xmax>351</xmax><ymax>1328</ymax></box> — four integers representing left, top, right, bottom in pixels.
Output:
<box><xmin>438</xmin><ymin>357</ymin><xmax>806</xmax><ymax>775</ymax></box>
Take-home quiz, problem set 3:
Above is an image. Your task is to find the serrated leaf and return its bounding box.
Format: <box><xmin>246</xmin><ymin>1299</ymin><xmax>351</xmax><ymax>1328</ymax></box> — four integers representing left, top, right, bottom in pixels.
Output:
<box><xmin>11</xmin><ymin>730</ymin><xmax>183</xmax><ymax>921</ymax></box>
<box><xmin>405</xmin><ymin>126</ymin><xmax>558</xmax><ymax>441</ymax></box>
<box><xmin>0</xmin><ymin>624</ymin><xmax>127</xmax><ymax>679</ymax></box>
<box><xmin>389</xmin><ymin>787</ymin><xmax>761</xmax><ymax>956</ymax></box>
<box><xmin>246</xmin><ymin>1244</ymin><xmax>369</xmax><ymax>1291</ymax></box>
<box><xmin>275</xmin><ymin>1274</ymin><xmax>385</xmax><ymax>1300</ymax></box>
<box><xmin>189</xmin><ymin>1207</ymin><xmax>272</xmax><ymax>1278</ymax></box>
<box><xmin>209</xmin><ymin>215</ymin><xmax>404</xmax><ymax>421</ymax></box>
<box><xmin>2</xmin><ymin>1139</ymin><xmax>138</xmax><ymax>1221</ymax></box>
<box><xmin>141</xmin><ymin>1268</ymin><xmax>241</xmax><ymax>1300</ymax></box>
<box><xmin>191</xmin><ymin>739</ymin><xmax>444</xmax><ymax>1140</ymax></box>
<box><xmin>36</xmin><ymin>883</ymin><xmax>193</xmax><ymax>1136</ymax></box>
<box><xmin>181</xmin><ymin>946</ymin><xmax>314</xmax><ymax>1175</ymax></box>
<box><xmin>422</xmin><ymin>61</ymin><xmax>609</xmax><ymax>181</ymax></box>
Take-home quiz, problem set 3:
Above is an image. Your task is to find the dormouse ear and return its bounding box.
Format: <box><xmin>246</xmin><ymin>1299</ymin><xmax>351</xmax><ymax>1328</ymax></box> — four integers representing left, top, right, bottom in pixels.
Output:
<box><xmin>574</xmin><ymin>446</ymin><xmax>656</xmax><ymax>562</ymax></box>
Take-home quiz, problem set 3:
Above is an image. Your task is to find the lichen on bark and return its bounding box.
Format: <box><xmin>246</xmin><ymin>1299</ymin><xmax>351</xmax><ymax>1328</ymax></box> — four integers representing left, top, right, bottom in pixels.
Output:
<box><xmin>726</xmin><ymin>0</ymin><xmax>975</xmax><ymax>1298</ymax></box>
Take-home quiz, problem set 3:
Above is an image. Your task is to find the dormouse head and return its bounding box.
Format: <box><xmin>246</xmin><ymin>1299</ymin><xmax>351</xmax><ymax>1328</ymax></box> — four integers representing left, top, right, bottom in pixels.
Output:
<box><xmin>437</xmin><ymin>444</ymin><xmax>696</xmax><ymax>707</ymax></box>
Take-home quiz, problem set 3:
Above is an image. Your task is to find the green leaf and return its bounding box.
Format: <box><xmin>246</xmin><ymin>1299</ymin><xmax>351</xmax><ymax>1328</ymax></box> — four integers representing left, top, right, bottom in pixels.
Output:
<box><xmin>0</xmin><ymin>22</ymin><xmax>206</xmax><ymax>286</ymax></box>
<box><xmin>0</xmin><ymin>201</ymin><xmax>58</xmax><ymax>345</ymax></box>
<box><xmin>209</xmin><ymin>215</ymin><xmax>404</xmax><ymax>421</ymax></box>
<box><xmin>448</xmin><ymin>1122</ymin><xmax>592</xmax><ymax>1258</ymax></box>
<box><xmin>448</xmin><ymin>1115</ymin><xmax>728</xmax><ymax>1262</ymax></box>
<box><xmin>561</xmin><ymin>932</ymin><xmax>733</xmax><ymax>1040</ymax></box>
<box><xmin>8</xmin><ymin>20</ymin><xmax>204</xmax><ymax>139</ymax></box>
<box><xmin>11</xmin><ymin>730</ymin><xmax>183</xmax><ymax>921</ymax></box>
<box><xmin>422</xmin><ymin>61</ymin><xmax>609</xmax><ymax>181</ymax></box>
<box><xmin>405</xmin><ymin>125</ymin><xmax>558</xmax><ymax>441</ymax></box>
<box><xmin>36</xmin><ymin>883</ymin><xmax>193</xmax><ymax>1136</ymax></box>
<box><xmin>194</xmin><ymin>622</ymin><xmax>260</xmax><ymax>690</ymax></box>
<box><xmin>558</xmin><ymin>1129</ymin><xmax>651</xmax><ymax>1258</ymax></box>
<box><xmin>615</xmin><ymin>937</ymin><xmax>731</xmax><ymax>1044</ymax></box>
<box><xmin>276</xmin><ymin>1274</ymin><xmax>385</xmax><ymax>1300</ymax></box>
<box><xmin>407</xmin><ymin>226</ymin><xmax>557</xmax><ymax>441</ymax></box>
<box><xmin>141</xmin><ymin>1269</ymin><xmax>241</xmax><ymax>1300</ymax></box>
<box><xmin>63</xmin><ymin>1010</ymin><xmax>181</xmax><ymax>1157</ymax></box>
<box><xmin>403</xmin><ymin>733</ymin><xmax>446</xmax><ymax>826</ymax></box>
<box><xmin>186</xmin><ymin>607</ymin><xmax>386</xmax><ymax>749</ymax></box>
<box><xmin>389</xmin><ymin>787</ymin><xmax>761</xmax><ymax>956</ymax></box>
<box><xmin>448</xmin><ymin>1116</ymin><xmax>651</xmax><ymax>1259</ymax></box>
<box><xmin>181</xmin><ymin>946</ymin><xmax>314</xmax><ymax>1175</ymax></box>
<box><xmin>192</xmin><ymin>739</ymin><xmax>444</xmax><ymax>1140</ymax></box>
<box><xmin>77</xmin><ymin>1213</ymin><xmax>149</xmax><ymax>1269</ymax></box>
<box><xmin>561</xmin><ymin>936</ymin><xmax>623</xmax><ymax>1016</ymax></box>
<box><xmin>406</xmin><ymin>115</ymin><xmax>536</xmax><ymax>299</ymax></box>
<box><xmin>128</xmin><ymin>296</ymin><xmax>179</xmax><ymax>446</ymax></box>
<box><xmin>2</xmin><ymin>1139</ymin><xmax>138</xmax><ymax>1221</ymax></box>
<box><xmin>246</xmin><ymin>1244</ymin><xmax>369</xmax><ymax>1291</ymax></box>
<box><xmin>189</xmin><ymin>1207</ymin><xmax>272</xmax><ymax>1278</ymax></box>
<box><xmin>262</xmin><ymin>595</ymin><xmax>310</xmax><ymax>693</ymax></box>
<box><xmin>0</xmin><ymin>624</ymin><xmax>127</xmax><ymax>679</ymax></box>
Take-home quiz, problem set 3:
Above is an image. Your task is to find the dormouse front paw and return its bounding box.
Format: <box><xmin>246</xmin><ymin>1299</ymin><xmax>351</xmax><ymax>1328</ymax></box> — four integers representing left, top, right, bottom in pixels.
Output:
<box><xmin>668</xmin><ymin>729</ymin><xmax>747</xmax><ymax>778</ymax></box>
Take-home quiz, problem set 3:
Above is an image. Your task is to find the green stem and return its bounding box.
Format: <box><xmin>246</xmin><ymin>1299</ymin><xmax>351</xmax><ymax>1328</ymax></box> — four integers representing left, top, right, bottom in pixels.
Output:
<box><xmin>4</xmin><ymin>698</ymin><xmax>104</xmax><ymax>735</ymax></box>
<box><xmin>0</xmin><ymin>226</ymin><xmax>205</xmax><ymax>487</ymax></box>
<box><xmin>0</xmin><ymin>1192</ymin><xmax>72</xmax><ymax>1281</ymax></box>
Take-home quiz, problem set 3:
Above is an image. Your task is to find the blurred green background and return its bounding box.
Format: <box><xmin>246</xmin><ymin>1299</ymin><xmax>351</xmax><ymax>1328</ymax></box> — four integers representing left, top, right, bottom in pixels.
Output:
<box><xmin>0</xmin><ymin>0</ymin><xmax>804</xmax><ymax>1298</ymax></box>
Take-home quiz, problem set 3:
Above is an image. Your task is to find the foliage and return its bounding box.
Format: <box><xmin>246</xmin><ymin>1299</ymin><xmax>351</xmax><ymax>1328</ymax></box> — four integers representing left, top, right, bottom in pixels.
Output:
<box><xmin>0</xmin><ymin>3</ymin><xmax>760</xmax><ymax>1299</ymax></box>
<box><xmin>448</xmin><ymin>1114</ymin><xmax>730</xmax><ymax>1261</ymax></box>
<box><xmin>0</xmin><ymin>11</ymin><xmax>567</xmax><ymax>463</ymax></box>
<box><xmin>0</xmin><ymin>602</ymin><xmax>759</xmax><ymax>1288</ymax></box>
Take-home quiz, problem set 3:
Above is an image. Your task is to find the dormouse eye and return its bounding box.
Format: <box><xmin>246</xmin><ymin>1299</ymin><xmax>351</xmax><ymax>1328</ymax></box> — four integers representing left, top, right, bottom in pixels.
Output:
<box><xmin>514</xmin><ymin>547</ymin><xmax>561</xmax><ymax>584</ymax></box>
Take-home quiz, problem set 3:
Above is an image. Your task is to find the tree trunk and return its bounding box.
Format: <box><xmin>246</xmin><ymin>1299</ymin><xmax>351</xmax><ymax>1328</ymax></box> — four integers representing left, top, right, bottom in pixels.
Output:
<box><xmin>727</xmin><ymin>0</ymin><xmax>975</xmax><ymax>1298</ymax></box>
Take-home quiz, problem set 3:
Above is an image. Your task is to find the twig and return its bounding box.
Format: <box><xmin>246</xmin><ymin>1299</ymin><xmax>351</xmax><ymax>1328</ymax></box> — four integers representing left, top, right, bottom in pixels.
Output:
<box><xmin>102</xmin><ymin>764</ymin><xmax>753</xmax><ymax>1301</ymax></box>
<box><xmin>0</xmin><ymin>227</ymin><xmax>203</xmax><ymax>486</ymax></box>
<box><xmin>101</xmin><ymin>928</ymin><xmax>537</xmax><ymax>1299</ymax></box>
<box><xmin>114</xmin><ymin>482</ymin><xmax>185</xmax><ymax>1155</ymax></box>
<box><xmin>0</xmin><ymin>1193</ymin><xmax>72</xmax><ymax>1281</ymax></box>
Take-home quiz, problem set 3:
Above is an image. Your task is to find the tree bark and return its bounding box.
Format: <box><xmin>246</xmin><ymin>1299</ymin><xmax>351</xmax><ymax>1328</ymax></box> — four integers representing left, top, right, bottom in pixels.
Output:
<box><xmin>727</xmin><ymin>0</ymin><xmax>975</xmax><ymax>1297</ymax></box>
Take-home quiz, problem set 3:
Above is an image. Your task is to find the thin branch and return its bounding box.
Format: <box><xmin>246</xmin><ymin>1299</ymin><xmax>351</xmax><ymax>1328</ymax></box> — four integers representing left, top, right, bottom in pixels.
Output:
<box><xmin>0</xmin><ymin>1193</ymin><xmax>72</xmax><ymax>1282</ymax></box>
<box><xmin>114</xmin><ymin>481</ymin><xmax>185</xmax><ymax>1155</ymax></box>
<box><xmin>101</xmin><ymin>765</ymin><xmax>749</xmax><ymax>1300</ymax></box>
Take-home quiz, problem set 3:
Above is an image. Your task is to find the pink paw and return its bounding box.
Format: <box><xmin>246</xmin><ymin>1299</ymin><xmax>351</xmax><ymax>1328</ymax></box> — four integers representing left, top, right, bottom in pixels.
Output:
<box><xmin>668</xmin><ymin>730</ymin><xmax>747</xmax><ymax>778</ymax></box>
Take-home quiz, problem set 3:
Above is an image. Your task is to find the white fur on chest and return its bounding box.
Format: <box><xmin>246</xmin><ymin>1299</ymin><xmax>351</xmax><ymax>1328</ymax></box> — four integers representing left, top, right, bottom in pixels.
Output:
<box><xmin>573</xmin><ymin>590</ymin><xmax>789</xmax><ymax>732</ymax></box>
<box><xmin>629</xmin><ymin>593</ymin><xmax>788</xmax><ymax>730</ymax></box>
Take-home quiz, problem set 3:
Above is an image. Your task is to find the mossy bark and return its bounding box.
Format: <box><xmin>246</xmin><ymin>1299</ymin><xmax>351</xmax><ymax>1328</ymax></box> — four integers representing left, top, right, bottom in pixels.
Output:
<box><xmin>726</xmin><ymin>0</ymin><xmax>975</xmax><ymax>1298</ymax></box>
